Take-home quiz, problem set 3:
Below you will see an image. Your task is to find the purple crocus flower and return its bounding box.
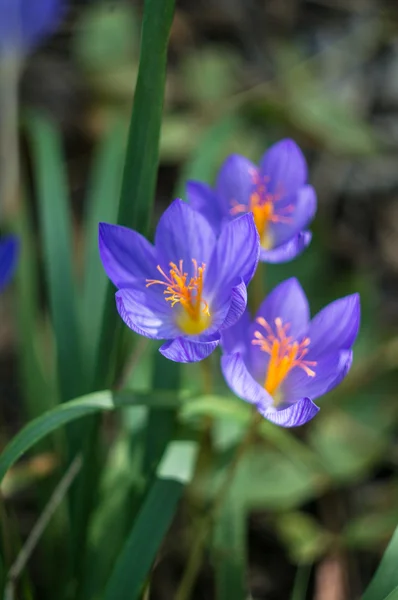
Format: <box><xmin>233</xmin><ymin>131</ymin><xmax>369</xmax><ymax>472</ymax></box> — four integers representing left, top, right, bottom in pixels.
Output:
<box><xmin>0</xmin><ymin>236</ymin><xmax>18</xmax><ymax>290</ymax></box>
<box><xmin>99</xmin><ymin>199</ymin><xmax>260</xmax><ymax>363</ymax></box>
<box><xmin>0</xmin><ymin>0</ymin><xmax>65</xmax><ymax>55</ymax></box>
<box><xmin>221</xmin><ymin>278</ymin><xmax>360</xmax><ymax>427</ymax></box>
<box><xmin>187</xmin><ymin>139</ymin><xmax>316</xmax><ymax>263</ymax></box>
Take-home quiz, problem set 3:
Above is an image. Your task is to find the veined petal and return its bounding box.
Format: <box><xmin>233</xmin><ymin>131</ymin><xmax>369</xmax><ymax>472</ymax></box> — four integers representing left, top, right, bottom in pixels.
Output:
<box><xmin>205</xmin><ymin>213</ymin><xmax>259</xmax><ymax>295</ymax></box>
<box><xmin>0</xmin><ymin>236</ymin><xmax>18</xmax><ymax>291</ymax></box>
<box><xmin>284</xmin><ymin>350</ymin><xmax>353</xmax><ymax>401</ymax></box>
<box><xmin>216</xmin><ymin>154</ymin><xmax>257</xmax><ymax>218</ymax></box>
<box><xmin>269</xmin><ymin>185</ymin><xmax>317</xmax><ymax>246</ymax></box>
<box><xmin>219</xmin><ymin>280</ymin><xmax>247</xmax><ymax>331</ymax></box>
<box><xmin>186</xmin><ymin>181</ymin><xmax>224</xmax><ymax>234</ymax></box>
<box><xmin>155</xmin><ymin>199</ymin><xmax>216</xmax><ymax>269</ymax></box>
<box><xmin>252</xmin><ymin>278</ymin><xmax>310</xmax><ymax>340</ymax></box>
<box><xmin>99</xmin><ymin>222</ymin><xmax>157</xmax><ymax>289</ymax></box>
<box><xmin>259</xmin><ymin>139</ymin><xmax>308</xmax><ymax>196</ymax></box>
<box><xmin>259</xmin><ymin>398</ymin><xmax>319</xmax><ymax>428</ymax></box>
<box><xmin>115</xmin><ymin>288</ymin><xmax>179</xmax><ymax>340</ymax></box>
<box><xmin>307</xmin><ymin>294</ymin><xmax>360</xmax><ymax>358</ymax></box>
<box><xmin>221</xmin><ymin>353</ymin><xmax>272</xmax><ymax>407</ymax></box>
<box><xmin>160</xmin><ymin>333</ymin><xmax>220</xmax><ymax>363</ymax></box>
<box><xmin>260</xmin><ymin>231</ymin><xmax>312</xmax><ymax>263</ymax></box>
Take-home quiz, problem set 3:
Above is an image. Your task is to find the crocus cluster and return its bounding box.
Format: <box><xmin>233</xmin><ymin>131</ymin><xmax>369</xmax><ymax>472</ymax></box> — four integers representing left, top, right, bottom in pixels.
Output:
<box><xmin>99</xmin><ymin>138</ymin><xmax>360</xmax><ymax>428</ymax></box>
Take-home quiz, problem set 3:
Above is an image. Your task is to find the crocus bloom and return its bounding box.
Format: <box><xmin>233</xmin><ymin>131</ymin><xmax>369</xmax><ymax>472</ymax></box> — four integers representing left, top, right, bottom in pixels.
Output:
<box><xmin>221</xmin><ymin>278</ymin><xmax>360</xmax><ymax>427</ymax></box>
<box><xmin>187</xmin><ymin>139</ymin><xmax>316</xmax><ymax>263</ymax></box>
<box><xmin>0</xmin><ymin>0</ymin><xmax>64</xmax><ymax>55</ymax></box>
<box><xmin>0</xmin><ymin>236</ymin><xmax>18</xmax><ymax>290</ymax></box>
<box><xmin>99</xmin><ymin>199</ymin><xmax>260</xmax><ymax>363</ymax></box>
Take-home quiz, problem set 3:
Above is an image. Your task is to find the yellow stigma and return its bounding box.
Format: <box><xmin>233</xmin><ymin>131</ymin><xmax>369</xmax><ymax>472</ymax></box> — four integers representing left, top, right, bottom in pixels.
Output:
<box><xmin>252</xmin><ymin>316</ymin><xmax>317</xmax><ymax>401</ymax></box>
<box><xmin>230</xmin><ymin>170</ymin><xmax>293</xmax><ymax>249</ymax></box>
<box><xmin>146</xmin><ymin>259</ymin><xmax>211</xmax><ymax>335</ymax></box>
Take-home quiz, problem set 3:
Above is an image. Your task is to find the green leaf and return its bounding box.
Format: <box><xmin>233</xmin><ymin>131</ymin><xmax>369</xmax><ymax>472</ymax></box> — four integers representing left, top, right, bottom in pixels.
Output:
<box><xmin>81</xmin><ymin>117</ymin><xmax>127</xmax><ymax>385</ymax></box>
<box><xmin>0</xmin><ymin>390</ymin><xmax>183</xmax><ymax>487</ymax></box>
<box><xmin>276</xmin><ymin>512</ymin><xmax>332</xmax><ymax>564</ymax></box>
<box><xmin>94</xmin><ymin>0</ymin><xmax>175</xmax><ymax>390</ymax></box>
<box><xmin>104</xmin><ymin>441</ymin><xmax>198</xmax><ymax>600</ymax></box>
<box><xmin>25</xmin><ymin>112</ymin><xmax>84</xmax><ymax>402</ymax></box>
<box><xmin>213</xmin><ymin>491</ymin><xmax>247</xmax><ymax>600</ymax></box>
<box><xmin>290</xmin><ymin>565</ymin><xmax>312</xmax><ymax>600</ymax></box>
<box><xmin>363</xmin><ymin>527</ymin><xmax>398</xmax><ymax>600</ymax></box>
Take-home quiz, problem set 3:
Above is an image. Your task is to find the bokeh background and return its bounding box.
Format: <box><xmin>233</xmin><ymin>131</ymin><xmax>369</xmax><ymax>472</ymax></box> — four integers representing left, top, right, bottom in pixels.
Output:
<box><xmin>3</xmin><ymin>0</ymin><xmax>398</xmax><ymax>599</ymax></box>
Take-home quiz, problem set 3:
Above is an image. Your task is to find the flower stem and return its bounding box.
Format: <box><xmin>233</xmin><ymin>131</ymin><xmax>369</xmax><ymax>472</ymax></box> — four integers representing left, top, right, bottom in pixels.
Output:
<box><xmin>175</xmin><ymin>407</ymin><xmax>262</xmax><ymax>600</ymax></box>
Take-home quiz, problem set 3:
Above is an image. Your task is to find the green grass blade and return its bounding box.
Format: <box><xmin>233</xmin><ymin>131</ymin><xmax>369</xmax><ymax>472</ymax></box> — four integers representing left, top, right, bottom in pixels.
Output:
<box><xmin>94</xmin><ymin>0</ymin><xmax>175</xmax><ymax>389</ymax></box>
<box><xmin>0</xmin><ymin>391</ymin><xmax>183</xmax><ymax>487</ymax></box>
<box><xmin>25</xmin><ymin>112</ymin><xmax>84</xmax><ymax>402</ymax></box>
<box><xmin>290</xmin><ymin>565</ymin><xmax>311</xmax><ymax>600</ymax></box>
<box><xmin>81</xmin><ymin>118</ymin><xmax>127</xmax><ymax>385</ymax></box>
<box><xmin>104</xmin><ymin>441</ymin><xmax>198</xmax><ymax>600</ymax></box>
<box><xmin>213</xmin><ymin>492</ymin><xmax>247</xmax><ymax>600</ymax></box>
<box><xmin>363</xmin><ymin>527</ymin><xmax>398</xmax><ymax>600</ymax></box>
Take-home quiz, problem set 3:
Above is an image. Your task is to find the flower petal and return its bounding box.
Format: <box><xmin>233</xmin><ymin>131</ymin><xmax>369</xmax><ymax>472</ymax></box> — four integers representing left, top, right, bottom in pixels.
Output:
<box><xmin>219</xmin><ymin>280</ymin><xmax>248</xmax><ymax>331</ymax></box>
<box><xmin>159</xmin><ymin>333</ymin><xmax>220</xmax><ymax>363</ymax></box>
<box><xmin>259</xmin><ymin>139</ymin><xmax>308</xmax><ymax>196</ymax></box>
<box><xmin>216</xmin><ymin>154</ymin><xmax>257</xmax><ymax>217</ymax></box>
<box><xmin>269</xmin><ymin>185</ymin><xmax>317</xmax><ymax>247</ymax></box>
<box><xmin>99</xmin><ymin>222</ymin><xmax>157</xmax><ymax>289</ymax></box>
<box><xmin>155</xmin><ymin>199</ymin><xmax>216</xmax><ymax>269</ymax></box>
<box><xmin>221</xmin><ymin>353</ymin><xmax>272</xmax><ymax>407</ymax></box>
<box><xmin>0</xmin><ymin>0</ymin><xmax>65</xmax><ymax>53</ymax></box>
<box><xmin>186</xmin><ymin>181</ymin><xmax>224</xmax><ymax>234</ymax></box>
<box><xmin>115</xmin><ymin>288</ymin><xmax>179</xmax><ymax>340</ymax></box>
<box><xmin>0</xmin><ymin>236</ymin><xmax>18</xmax><ymax>291</ymax></box>
<box><xmin>307</xmin><ymin>294</ymin><xmax>360</xmax><ymax>357</ymax></box>
<box><xmin>260</xmin><ymin>231</ymin><xmax>312</xmax><ymax>263</ymax></box>
<box><xmin>205</xmin><ymin>213</ymin><xmax>259</xmax><ymax>295</ymax></box>
<box><xmin>221</xmin><ymin>309</ymin><xmax>251</xmax><ymax>356</ymax></box>
<box><xmin>284</xmin><ymin>350</ymin><xmax>353</xmax><ymax>401</ymax></box>
<box><xmin>253</xmin><ymin>278</ymin><xmax>310</xmax><ymax>340</ymax></box>
<box><xmin>259</xmin><ymin>398</ymin><xmax>319</xmax><ymax>428</ymax></box>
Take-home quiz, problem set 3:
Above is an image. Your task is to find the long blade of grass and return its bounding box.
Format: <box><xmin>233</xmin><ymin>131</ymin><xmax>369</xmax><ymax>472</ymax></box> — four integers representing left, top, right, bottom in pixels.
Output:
<box><xmin>25</xmin><ymin>112</ymin><xmax>84</xmax><ymax>404</ymax></box>
<box><xmin>0</xmin><ymin>390</ymin><xmax>183</xmax><ymax>487</ymax></box>
<box><xmin>363</xmin><ymin>527</ymin><xmax>398</xmax><ymax>600</ymax></box>
<box><xmin>104</xmin><ymin>440</ymin><xmax>198</xmax><ymax>600</ymax></box>
<box><xmin>290</xmin><ymin>565</ymin><xmax>311</xmax><ymax>600</ymax></box>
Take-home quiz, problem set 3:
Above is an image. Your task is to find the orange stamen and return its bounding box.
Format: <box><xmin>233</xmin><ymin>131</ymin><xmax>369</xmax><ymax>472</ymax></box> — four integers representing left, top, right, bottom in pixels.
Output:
<box><xmin>146</xmin><ymin>258</ymin><xmax>210</xmax><ymax>323</ymax></box>
<box><xmin>230</xmin><ymin>171</ymin><xmax>293</xmax><ymax>247</ymax></box>
<box><xmin>252</xmin><ymin>316</ymin><xmax>316</xmax><ymax>396</ymax></box>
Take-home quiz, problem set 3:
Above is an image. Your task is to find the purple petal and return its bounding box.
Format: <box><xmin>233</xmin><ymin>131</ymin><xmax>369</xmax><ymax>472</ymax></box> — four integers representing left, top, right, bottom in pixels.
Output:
<box><xmin>259</xmin><ymin>139</ymin><xmax>308</xmax><ymax>196</ymax></box>
<box><xmin>115</xmin><ymin>288</ymin><xmax>179</xmax><ymax>339</ymax></box>
<box><xmin>219</xmin><ymin>280</ymin><xmax>248</xmax><ymax>331</ymax></box>
<box><xmin>155</xmin><ymin>199</ymin><xmax>216</xmax><ymax>269</ymax></box>
<box><xmin>221</xmin><ymin>309</ymin><xmax>251</xmax><ymax>356</ymax></box>
<box><xmin>221</xmin><ymin>353</ymin><xmax>272</xmax><ymax>407</ymax></box>
<box><xmin>159</xmin><ymin>333</ymin><xmax>220</xmax><ymax>363</ymax></box>
<box><xmin>186</xmin><ymin>181</ymin><xmax>223</xmax><ymax>234</ymax></box>
<box><xmin>307</xmin><ymin>294</ymin><xmax>360</xmax><ymax>358</ymax></box>
<box><xmin>0</xmin><ymin>0</ymin><xmax>65</xmax><ymax>53</ymax></box>
<box><xmin>216</xmin><ymin>154</ymin><xmax>257</xmax><ymax>218</ymax></box>
<box><xmin>269</xmin><ymin>185</ymin><xmax>317</xmax><ymax>247</ymax></box>
<box><xmin>259</xmin><ymin>398</ymin><xmax>319</xmax><ymax>428</ymax></box>
<box><xmin>205</xmin><ymin>213</ymin><xmax>259</xmax><ymax>295</ymax></box>
<box><xmin>253</xmin><ymin>278</ymin><xmax>310</xmax><ymax>340</ymax></box>
<box><xmin>0</xmin><ymin>236</ymin><xmax>18</xmax><ymax>291</ymax></box>
<box><xmin>260</xmin><ymin>231</ymin><xmax>312</xmax><ymax>263</ymax></box>
<box><xmin>99</xmin><ymin>222</ymin><xmax>157</xmax><ymax>289</ymax></box>
<box><xmin>284</xmin><ymin>350</ymin><xmax>353</xmax><ymax>401</ymax></box>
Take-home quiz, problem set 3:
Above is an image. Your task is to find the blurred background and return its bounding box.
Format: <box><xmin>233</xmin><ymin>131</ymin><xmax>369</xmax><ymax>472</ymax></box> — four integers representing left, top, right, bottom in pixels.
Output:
<box><xmin>3</xmin><ymin>0</ymin><xmax>398</xmax><ymax>599</ymax></box>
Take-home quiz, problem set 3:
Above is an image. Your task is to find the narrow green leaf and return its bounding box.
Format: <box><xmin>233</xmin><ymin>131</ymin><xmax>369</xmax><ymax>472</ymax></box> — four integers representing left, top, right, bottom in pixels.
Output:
<box><xmin>104</xmin><ymin>441</ymin><xmax>198</xmax><ymax>600</ymax></box>
<box><xmin>25</xmin><ymin>112</ymin><xmax>83</xmax><ymax>402</ymax></box>
<box><xmin>81</xmin><ymin>118</ymin><xmax>126</xmax><ymax>385</ymax></box>
<box><xmin>290</xmin><ymin>565</ymin><xmax>311</xmax><ymax>600</ymax></box>
<box><xmin>0</xmin><ymin>391</ymin><xmax>183</xmax><ymax>487</ymax></box>
<box><xmin>94</xmin><ymin>0</ymin><xmax>175</xmax><ymax>390</ymax></box>
<box><xmin>363</xmin><ymin>527</ymin><xmax>398</xmax><ymax>600</ymax></box>
<box><xmin>213</xmin><ymin>491</ymin><xmax>247</xmax><ymax>600</ymax></box>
